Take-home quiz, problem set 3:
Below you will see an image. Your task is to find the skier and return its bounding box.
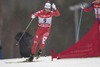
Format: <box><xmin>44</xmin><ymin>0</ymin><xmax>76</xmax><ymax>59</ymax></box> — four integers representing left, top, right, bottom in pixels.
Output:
<box><xmin>26</xmin><ymin>1</ymin><xmax>60</xmax><ymax>62</ymax></box>
<box><xmin>81</xmin><ymin>0</ymin><xmax>100</xmax><ymax>21</ymax></box>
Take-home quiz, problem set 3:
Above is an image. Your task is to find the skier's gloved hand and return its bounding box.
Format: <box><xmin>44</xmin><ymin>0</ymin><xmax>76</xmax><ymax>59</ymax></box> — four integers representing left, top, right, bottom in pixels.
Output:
<box><xmin>52</xmin><ymin>3</ymin><xmax>56</xmax><ymax>10</ymax></box>
<box><xmin>80</xmin><ymin>4</ymin><xmax>85</xmax><ymax>9</ymax></box>
<box><xmin>31</xmin><ymin>15</ymin><xmax>35</xmax><ymax>19</ymax></box>
<box><xmin>80</xmin><ymin>2</ymin><xmax>87</xmax><ymax>9</ymax></box>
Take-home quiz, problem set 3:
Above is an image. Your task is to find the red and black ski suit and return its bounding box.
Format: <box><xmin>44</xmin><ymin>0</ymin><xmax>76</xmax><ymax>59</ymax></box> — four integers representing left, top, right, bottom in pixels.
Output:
<box><xmin>84</xmin><ymin>2</ymin><xmax>100</xmax><ymax>20</ymax></box>
<box><xmin>31</xmin><ymin>9</ymin><xmax>60</xmax><ymax>54</ymax></box>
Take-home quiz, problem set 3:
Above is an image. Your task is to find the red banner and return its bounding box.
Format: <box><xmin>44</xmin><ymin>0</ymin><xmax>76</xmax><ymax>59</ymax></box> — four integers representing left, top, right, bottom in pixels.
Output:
<box><xmin>52</xmin><ymin>20</ymin><xmax>100</xmax><ymax>59</ymax></box>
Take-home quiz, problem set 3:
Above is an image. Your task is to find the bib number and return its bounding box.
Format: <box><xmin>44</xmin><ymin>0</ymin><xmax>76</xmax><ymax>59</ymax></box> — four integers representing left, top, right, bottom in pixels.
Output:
<box><xmin>43</xmin><ymin>18</ymin><xmax>47</xmax><ymax>23</ymax></box>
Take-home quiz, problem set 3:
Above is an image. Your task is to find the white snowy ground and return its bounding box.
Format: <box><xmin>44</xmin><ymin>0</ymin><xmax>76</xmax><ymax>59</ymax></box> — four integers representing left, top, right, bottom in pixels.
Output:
<box><xmin>0</xmin><ymin>56</ymin><xmax>100</xmax><ymax>67</ymax></box>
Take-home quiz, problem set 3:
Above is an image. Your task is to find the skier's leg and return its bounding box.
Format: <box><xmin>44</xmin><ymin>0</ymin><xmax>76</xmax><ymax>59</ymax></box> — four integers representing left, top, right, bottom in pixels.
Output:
<box><xmin>26</xmin><ymin>54</ymin><xmax>35</xmax><ymax>62</ymax></box>
<box><xmin>27</xmin><ymin>27</ymin><xmax>43</xmax><ymax>62</ymax></box>
<box><xmin>36</xmin><ymin>32</ymin><xmax>49</xmax><ymax>60</ymax></box>
<box><xmin>40</xmin><ymin>32</ymin><xmax>49</xmax><ymax>50</ymax></box>
<box><xmin>26</xmin><ymin>36</ymin><xmax>42</xmax><ymax>61</ymax></box>
<box><xmin>31</xmin><ymin>28</ymin><xmax>43</xmax><ymax>55</ymax></box>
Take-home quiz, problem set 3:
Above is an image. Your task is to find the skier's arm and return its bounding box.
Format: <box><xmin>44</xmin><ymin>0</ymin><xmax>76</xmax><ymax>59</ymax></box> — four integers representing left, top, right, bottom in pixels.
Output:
<box><xmin>53</xmin><ymin>9</ymin><xmax>60</xmax><ymax>16</ymax></box>
<box><xmin>52</xmin><ymin>3</ymin><xmax>60</xmax><ymax>16</ymax></box>
<box><xmin>31</xmin><ymin>11</ymin><xmax>41</xmax><ymax>19</ymax></box>
<box><xmin>84</xmin><ymin>3</ymin><xmax>94</xmax><ymax>12</ymax></box>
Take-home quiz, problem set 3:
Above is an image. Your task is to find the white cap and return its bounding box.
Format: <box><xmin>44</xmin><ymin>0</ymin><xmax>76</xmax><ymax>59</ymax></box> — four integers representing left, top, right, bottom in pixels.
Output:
<box><xmin>44</xmin><ymin>2</ymin><xmax>51</xmax><ymax>9</ymax></box>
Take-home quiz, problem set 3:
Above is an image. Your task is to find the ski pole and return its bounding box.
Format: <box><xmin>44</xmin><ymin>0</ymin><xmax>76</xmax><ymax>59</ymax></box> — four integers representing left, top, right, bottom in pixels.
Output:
<box><xmin>76</xmin><ymin>3</ymin><xmax>84</xmax><ymax>42</ymax></box>
<box><xmin>16</xmin><ymin>19</ymin><xmax>33</xmax><ymax>45</ymax></box>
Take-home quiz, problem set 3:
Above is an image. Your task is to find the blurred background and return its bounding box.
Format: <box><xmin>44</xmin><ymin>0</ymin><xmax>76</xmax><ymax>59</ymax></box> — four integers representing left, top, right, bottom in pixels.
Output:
<box><xmin>0</xmin><ymin>0</ymin><xmax>95</xmax><ymax>59</ymax></box>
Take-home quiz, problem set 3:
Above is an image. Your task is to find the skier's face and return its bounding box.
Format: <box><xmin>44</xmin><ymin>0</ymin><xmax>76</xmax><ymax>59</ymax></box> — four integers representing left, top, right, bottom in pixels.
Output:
<box><xmin>44</xmin><ymin>8</ymin><xmax>50</xmax><ymax>12</ymax></box>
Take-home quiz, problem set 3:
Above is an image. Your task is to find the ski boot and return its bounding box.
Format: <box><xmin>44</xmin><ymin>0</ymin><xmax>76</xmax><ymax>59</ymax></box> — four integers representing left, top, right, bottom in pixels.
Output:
<box><xmin>26</xmin><ymin>54</ymin><xmax>34</xmax><ymax>62</ymax></box>
<box><xmin>36</xmin><ymin>50</ymin><xmax>42</xmax><ymax>60</ymax></box>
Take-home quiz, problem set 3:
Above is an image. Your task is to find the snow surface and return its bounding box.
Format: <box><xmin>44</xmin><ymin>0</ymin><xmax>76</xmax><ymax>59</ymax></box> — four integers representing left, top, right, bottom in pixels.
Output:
<box><xmin>0</xmin><ymin>56</ymin><xmax>100</xmax><ymax>67</ymax></box>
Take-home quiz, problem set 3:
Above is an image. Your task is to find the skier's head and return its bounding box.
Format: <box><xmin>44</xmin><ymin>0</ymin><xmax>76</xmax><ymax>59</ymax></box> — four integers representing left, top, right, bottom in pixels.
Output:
<box><xmin>44</xmin><ymin>2</ymin><xmax>51</xmax><ymax>11</ymax></box>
